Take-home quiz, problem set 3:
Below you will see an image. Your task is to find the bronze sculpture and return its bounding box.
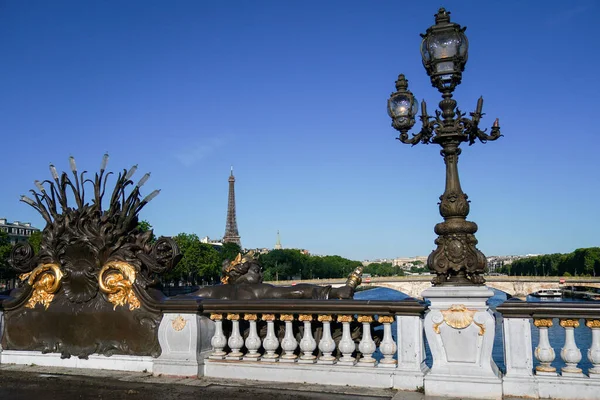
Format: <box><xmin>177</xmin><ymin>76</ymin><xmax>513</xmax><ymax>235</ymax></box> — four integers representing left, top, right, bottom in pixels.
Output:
<box><xmin>1</xmin><ymin>155</ymin><xmax>363</xmax><ymax>360</ymax></box>
<box><xmin>191</xmin><ymin>252</ymin><xmax>363</xmax><ymax>300</ymax></box>
<box><xmin>2</xmin><ymin>156</ymin><xmax>180</xmax><ymax>358</ymax></box>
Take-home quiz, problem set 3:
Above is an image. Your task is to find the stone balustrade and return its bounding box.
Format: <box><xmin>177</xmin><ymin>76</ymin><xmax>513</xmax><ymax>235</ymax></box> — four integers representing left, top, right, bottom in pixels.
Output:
<box><xmin>197</xmin><ymin>299</ymin><xmax>427</xmax><ymax>390</ymax></box>
<box><xmin>5</xmin><ymin>289</ymin><xmax>600</xmax><ymax>399</ymax></box>
<box><xmin>497</xmin><ymin>300</ymin><xmax>600</xmax><ymax>399</ymax></box>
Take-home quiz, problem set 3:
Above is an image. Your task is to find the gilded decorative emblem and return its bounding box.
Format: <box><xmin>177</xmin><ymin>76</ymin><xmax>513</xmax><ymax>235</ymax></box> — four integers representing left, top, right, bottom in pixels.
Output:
<box><xmin>243</xmin><ymin>314</ymin><xmax>258</xmax><ymax>321</ymax></box>
<box><xmin>534</xmin><ymin>319</ymin><xmax>553</xmax><ymax>328</ymax></box>
<box><xmin>171</xmin><ymin>316</ymin><xmax>187</xmax><ymax>331</ymax></box>
<box><xmin>378</xmin><ymin>316</ymin><xmax>394</xmax><ymax>324</ymax></box>
<box><xmin>98</xmin><ymin>261</ymin><xmax>140</xmax><ymax>310</ymax></box>
<box><xmin>20</xmin><ymin>263</ymin><xmax>63</xmax><ymax>309</ymax></box>
<box><xmin>560</xmin><ymin>319</ymin><xmax>580</xmax><ymax>328</ymax></box>
<box><xmin>280</xmin><ymin>314</ymin><xmax>294</xmax><ymax>321</ymax></box>
<box><xmin>337</xmin><ymin>315</ymin><xmax>353</xmax><ymax>323</ymax></box>
<box><xmin>318</xmin><ymin>314</ymin><xmax>333</xmax><ymax>322</ymax></box>
<box><xmin>210</xmin><ymin>313</ymin><xmax>223</xmax><ymax>321</ymax></box>
<box><xmin>227</xmin><ymin>313</ymin><xmax>240</xmax><ymax>321</ymax></box>
<box><xmin>299</xmin><ymin>314</ymin><xmax>313</xmax><ymax>322</ymax></box>
<box><xmin>434</xmin><ymin>304</ymin><xmax>484</xmax><ymax>335</ymax></box>
<box><xmin>261</xmin><ymin>313</ymin><xmax>275</xmax><ymax>321</ymax></box>
<box><xmin>357</xmin><ymin>315</ymin><xmax>374</xmax><ymax>323</ymax></box>
<box><xmin>586</xmin><ymin>320</ymin><xmax>600</xmax><ymax>329</ymax></box>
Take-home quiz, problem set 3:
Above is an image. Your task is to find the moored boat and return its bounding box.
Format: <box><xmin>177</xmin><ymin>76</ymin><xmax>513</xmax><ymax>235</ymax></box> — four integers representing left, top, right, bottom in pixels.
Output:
<box><xmin>531</xmin><ymin>288</ymin><xmax>563</xmax><ymax>298</ymax></box>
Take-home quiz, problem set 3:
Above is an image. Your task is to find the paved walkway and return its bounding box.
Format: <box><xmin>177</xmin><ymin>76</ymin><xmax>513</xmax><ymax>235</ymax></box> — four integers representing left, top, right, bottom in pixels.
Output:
<box><xmin>0</xmin><ymin>364</ymin><xmax>430</xmax><ymax>400</ymax></box>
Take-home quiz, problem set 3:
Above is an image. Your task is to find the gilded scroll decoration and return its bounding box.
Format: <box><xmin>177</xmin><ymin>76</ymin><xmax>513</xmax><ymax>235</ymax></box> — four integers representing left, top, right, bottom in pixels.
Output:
<box><xmin>98</xmin><ymin>261</ymin><xmax>140</xmax><ymax>310</ymax></box>
<box><xmin>20</xmin><ymin>263</ymin><xmax>63</xmax><ymax>309</ymax></box>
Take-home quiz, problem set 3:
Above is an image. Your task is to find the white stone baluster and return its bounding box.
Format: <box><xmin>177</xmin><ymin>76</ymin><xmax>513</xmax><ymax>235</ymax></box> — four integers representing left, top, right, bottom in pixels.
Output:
<box><xmin>534</xmin><ymin>318</ymin><xmax>556</xmax><ymax>375</ymax></box>
<box><xmin>226</xmin><ymin>313</ymin><xmax>244</xmax><ymax>360</ymax></box>
<box><xmin>560</xmin><ymin>319</ymin><xmax>583</xmax><ymax>376</ymax></box>
<box><xmin>280</xmin><ymin>314</ymin><xmax>298</xmax><ymax>362</ymax></box>
<box><xmin>298</xmin><ymin>314</ymin><xmax>317</xmax><ymax>363</ymax></box>
<box><xmin>357</xmin><ymin>315</ymin><xmax>377</xmax><ymax>367</ymax></box>
<box><xmin>209</xmin><ymin>313</ymin><xmax>227</xmax><ymax>360</ymax></box>
<box><xmin>317</xmin><ymin>315</ymin><xmax>336</xmax><ymax>364</ymax></box>
<box><xmin>261</xmin><ymin>314</ymin><xmax>279</xmax><ymax>362</ymax></box>
<box><xmin>586</xmin><ymin>319</ymin><xmax>600</xmax><ymax>377</ymax></box>
<box><xmin>378</xmin><ymin>315</ymin><xmax>397</xmax><ymax>367</ymax></box>
<box><xmin>243</xmin><ymin>314</ymin><xmax>261</xmax><ymax>361</ymax></box>
<box><xmin>337</xmin><ymin>315</ymin><xmax>356</xmax><ymax>366</ymax></box>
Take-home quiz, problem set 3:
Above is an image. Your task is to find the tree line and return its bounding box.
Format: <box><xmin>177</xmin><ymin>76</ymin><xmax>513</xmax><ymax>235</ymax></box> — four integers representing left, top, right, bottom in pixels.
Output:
<box><xmin>497</xmin><ymin>247</ymin><xmax>600</xmax><ymax>277</ymax></box>
<box><xmin>1</xmin><ymin>221</ymin><xmax>414</xmax><ymax>290</ymax></box>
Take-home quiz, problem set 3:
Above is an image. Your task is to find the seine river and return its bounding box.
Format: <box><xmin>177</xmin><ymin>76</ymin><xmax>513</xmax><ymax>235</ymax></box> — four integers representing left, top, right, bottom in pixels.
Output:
<box><xmin>354</xmin><ymin>287</ymin><xmax>594</xmax><ymax>373</ymax></box>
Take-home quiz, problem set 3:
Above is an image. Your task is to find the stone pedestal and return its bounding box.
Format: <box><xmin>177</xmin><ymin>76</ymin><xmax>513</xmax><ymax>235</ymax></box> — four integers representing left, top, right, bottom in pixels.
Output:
<box><xmin>153</xmin><ymin>314</ymin><xmax>214</xmax><ymax>377</ymax></box>
<box><xmin>422</xmin><ymin>285</ymin><xmax>502</xmax><ymax>399</ymax></box>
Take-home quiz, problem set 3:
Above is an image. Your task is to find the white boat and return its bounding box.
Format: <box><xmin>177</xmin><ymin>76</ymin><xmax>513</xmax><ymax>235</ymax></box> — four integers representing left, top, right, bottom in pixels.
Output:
<box><xmin>532</xmin><ymin>288</ymin><xmax>563</xmax><ymax>298</ymax></box>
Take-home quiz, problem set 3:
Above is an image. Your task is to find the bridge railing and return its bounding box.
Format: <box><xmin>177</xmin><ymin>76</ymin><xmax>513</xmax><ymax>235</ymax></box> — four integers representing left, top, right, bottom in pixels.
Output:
<box><xmin>496</xmin><ymin>300</ymin><xmax>600</xmax><ymax>398</ymax></box>
<box><xmin>197</xmin><ymin>299</ymin><xmax>428</xmax><ymax>390</ymax></box>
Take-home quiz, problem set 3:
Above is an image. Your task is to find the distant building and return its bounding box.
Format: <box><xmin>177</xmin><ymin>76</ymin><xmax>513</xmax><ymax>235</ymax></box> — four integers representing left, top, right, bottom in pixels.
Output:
<box><xmin>200</xmin><ymin>236</ymin><xmax>223</xmax><ymax>247</ymax></box>
<box><xmin>274</xmin><ymin>231</ymin><xmax>282</xmax><ymax>250</ymax></box>
<box><xmin>392</xmin><ymin>256</ymin><xmax>428</xmax><ymax>269</ymax></box>
<box><xmin>0</xmin><ymin>218</ymin><xmax>40</xmax><ymax>245</ymax></box>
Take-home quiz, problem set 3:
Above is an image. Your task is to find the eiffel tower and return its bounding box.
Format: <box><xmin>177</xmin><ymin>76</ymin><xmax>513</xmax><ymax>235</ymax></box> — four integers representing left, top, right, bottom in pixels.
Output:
<box><xmin>223</xmin><ymin>166</ymin><xmax>241</xmax><ymax>247</ymax></box>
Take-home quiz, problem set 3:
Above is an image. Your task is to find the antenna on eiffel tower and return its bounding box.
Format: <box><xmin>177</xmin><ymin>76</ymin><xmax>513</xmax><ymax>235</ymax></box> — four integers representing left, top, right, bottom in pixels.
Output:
<box><xmin>274</xmin><ymin>230</ymin><xmax>282</xmax><ymax>250</ymax></box>
<box><xmin>223</xmin><ymin>166</ymin><xmax>241</xmax><ymax>247</ymax></box>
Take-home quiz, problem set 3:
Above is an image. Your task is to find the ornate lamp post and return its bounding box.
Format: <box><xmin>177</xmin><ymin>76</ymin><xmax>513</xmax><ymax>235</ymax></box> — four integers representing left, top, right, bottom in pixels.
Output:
<box><xmin>387</xmin><ymin>8</ymin><xmax>502</xmax><ymax>286</ymax></box>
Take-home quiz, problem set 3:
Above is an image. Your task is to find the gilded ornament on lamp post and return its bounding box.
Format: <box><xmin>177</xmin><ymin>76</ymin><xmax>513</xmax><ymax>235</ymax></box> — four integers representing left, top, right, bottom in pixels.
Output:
<box><xmin>388</xmin><ymin>8</ymin><xmax>503</xmax><ymax>286</ymax></box>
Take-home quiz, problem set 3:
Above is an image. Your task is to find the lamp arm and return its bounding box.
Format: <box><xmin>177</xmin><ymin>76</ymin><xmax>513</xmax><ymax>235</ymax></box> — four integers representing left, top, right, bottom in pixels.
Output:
<box><xmin>397</xmin><ymin>116</ymin><xmax>434</xmax><ymax>146</ymax></box>
<box><xmin>463</xmin><ymin>115</ymin><xmax>502</xmax><ymax>145</ymax></box>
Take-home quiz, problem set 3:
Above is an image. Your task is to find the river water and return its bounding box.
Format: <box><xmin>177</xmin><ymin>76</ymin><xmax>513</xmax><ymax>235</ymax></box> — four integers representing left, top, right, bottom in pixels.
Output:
<box><xmin>354</xmin><ymin>287</ymin><xmax>594</xmax><ymax>374</ymax></box>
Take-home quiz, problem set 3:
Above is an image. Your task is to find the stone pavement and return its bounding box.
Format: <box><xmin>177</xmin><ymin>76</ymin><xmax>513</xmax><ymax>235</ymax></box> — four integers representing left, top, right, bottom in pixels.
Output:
<box><xmin>0</xmin><ymin>364</ymin><xmax>431</xmax><ymax>400</ymax></box>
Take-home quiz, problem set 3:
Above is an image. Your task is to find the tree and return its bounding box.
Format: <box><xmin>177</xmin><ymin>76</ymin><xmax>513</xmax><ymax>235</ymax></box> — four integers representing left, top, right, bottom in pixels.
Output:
<box><xmin>0</xmin><ymin>231</ymin><xmax>14</xmax><ymax>282</ymax></box>
<box><xmin>137</xmin><ymin>220</ymin><xmax>157</xmax><ymax>243</ymax></box>
<box><xmin>28</xmin><ymin>230</ymin><xmax>42</xmax><ymax>253</ymax></box>
<box><xmin>220</xmin><ymin>242</ymin><xmax>242</xmax><ymax>264</ymax></box>
<box><xmin>168</xmin><ymin>233</ymin><xmax>221</xmax><ymax>285</ymax></box>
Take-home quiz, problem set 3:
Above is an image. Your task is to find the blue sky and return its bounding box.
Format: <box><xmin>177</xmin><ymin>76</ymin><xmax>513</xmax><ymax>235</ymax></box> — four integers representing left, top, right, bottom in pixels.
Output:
<box><xmin>1</xmin><ymin>1</ymin><xmax>598</xmax><ymax>261</ymax></box>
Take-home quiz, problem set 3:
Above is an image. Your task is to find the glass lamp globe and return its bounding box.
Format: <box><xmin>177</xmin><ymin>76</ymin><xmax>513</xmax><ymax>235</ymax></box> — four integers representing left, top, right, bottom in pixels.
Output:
<box><xmin>387</xmin><ymin>74</ymin><xmax>418</xmax><ymax>132</ymax></box>
<box><xmin>420</xmin><ymin>8</ymin><xmax>469</xmax><ymax>92</ymax></box>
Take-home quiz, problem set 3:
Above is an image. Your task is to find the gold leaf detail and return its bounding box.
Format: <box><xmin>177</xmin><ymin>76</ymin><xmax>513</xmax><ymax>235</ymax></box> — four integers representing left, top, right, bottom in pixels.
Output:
<box><xmin>378</xmin><ymin>316</ymin><xmax>394</xmax><ymax>324</ymax></box>
<box><xmin>337</xmin><ymin>315</ymin><xmax>353</xmax><ymax>323</ymax></box>
<box><xmin>586</xmin><ymin>319</ymin><xmax>600</xmax><ymax>329</ymax></box>
<box><xmin>227</xmin><ymin>313</ymin><xmax>240</xmax><ymax>321</ymax></box>
<box><xmin>172</xmin><ymin>316</ymin><xmax>187</xmax><ymax>331</ymax></box>
<box><xmin>23</xmin><ymin>263</ymin><xmax>63</xmax><ymax>310</ymax></box>
<box><xmin>98</xmin><ymin>261</ymin><xmax>140</xmax><ymax>311</ymax></box>
<box><xmin>318</xmin><ymin>315</ymin><xmax>333</xmax><ymax>322</ymax></box>
<box><xmin>357</xmin><ymin>315</ymin><xmax>374</xmax><ymax>323</ymax></box>
<box><xmin>299</xmin><ymin>314</ymin><xmax>313</xmax><ymax>322</ymax></box>
<box><xmin>244</xmin><ymin>314</ymin><xmax>258</xmax><ymax>321</ymax></box>
<box><xmin>280</xmin><ymin>314</ymin><xmax>294</xmax><ymax>321</ymax></box>
<box><xmin>441</xmin><ymin>304</ymin><xmax>476</xmax><ymax>330</ymax></box>
<box><xmin>560</xmin><ymin>319</ymin><xmax>580</xmax><ymax>328</ymax></box>
<box><xmin>536</xmin><ymin>365</ymin><xmax>556</xmax><ymax>373</ymax></box>
<box><xmin>261</xmin><ymin>314</ymin><xmax>275</xmax><ymax>321</ymax></box>
<box><xmin>534</xmin><ymin>318</ymin><xmax>553</xmax><ymax>328</ymax></box>
<box><xmin>210</xmin><ymin>313</ymin><xmax>223</xmax><ymax>321</ymax></box>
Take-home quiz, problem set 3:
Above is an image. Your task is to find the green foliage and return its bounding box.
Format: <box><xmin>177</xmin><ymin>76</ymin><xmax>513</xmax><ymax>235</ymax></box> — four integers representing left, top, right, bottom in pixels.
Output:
<box><xmin>168</xmin><ymin>233</ymin><xmax>221</xmax><ymax>284</ymax></box>
<box><xmin>499</xmin><ymin>247</ymin><xmax>600</xmax><ymax>277</ymax></box>
<box><xmin>28</xmin><ymin>231</ymin><xmax>42</xmax><ymax>253</ymax></box>
<box><xmin>220</xmin><ymin>242</ymin><xmax>242</xmax><ymax>264</ymax></box>
<box><xmin>0</xmin><ymin>231</ymin><xmax>14</xmax><ymax>281</ymax></box>
<box><xmin>363</xmin><ymin>262</ymin><xmax>400</xmax><ymax>277</ymax></box>
<box><xmin>259</xmin><ymin>249</ymin><xmax>362</xmax><ymax>280</ymax></box>
<box><xmin>137</xmin><ymin>220</ymin><xmax>157</xmax><ymax>243</ymax></box>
